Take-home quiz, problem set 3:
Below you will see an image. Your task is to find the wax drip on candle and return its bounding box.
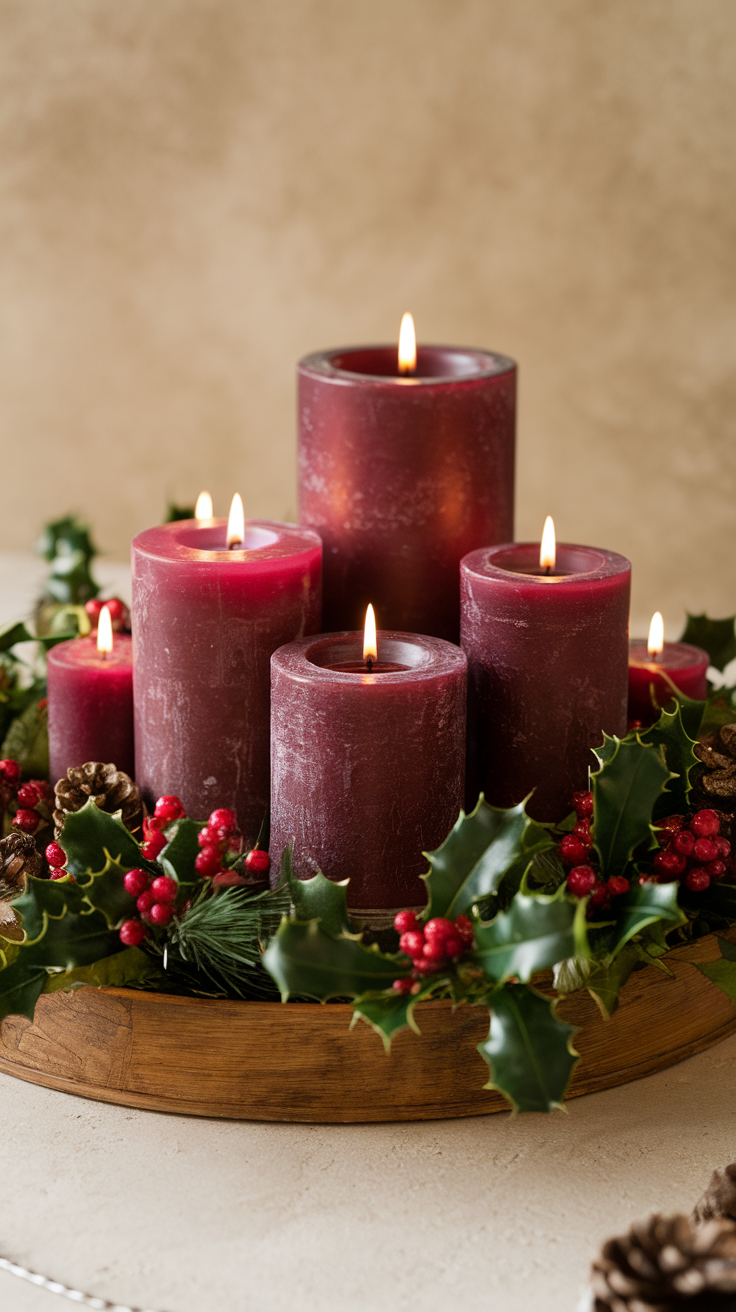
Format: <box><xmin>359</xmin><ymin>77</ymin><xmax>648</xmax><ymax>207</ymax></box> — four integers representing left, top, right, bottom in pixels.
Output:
<box><xmin>539</xmin><ymin>516</ymin><xmax>556</xmax><ymax>576</ymax></box>
<box><xmin>398</xmin><ymin>313</ymin><xmax>416</xmax><ymax>376</ymax></box>
<box><xmin>227</xmin><ymin>493</ymin><xmax>245</xmax><ymax>549</ymax></box>
<box><xmin>97</xmin><ymin>605</ymin><xmax>113</xmax><ymax>661</ymax></box>
<box><xmin>647</xmin><ymin>611</ymin><xmax>665</xmax><ymax>658</ymax></box>
<box><xmin>363</xmin><ymin>604</ymin><xmax>377</xmax><ymax>673</ymax></box>
<box><xmin>195</xmin><ymin>490</ymin><xmax>213</xmax><ymax>520</ymax></box>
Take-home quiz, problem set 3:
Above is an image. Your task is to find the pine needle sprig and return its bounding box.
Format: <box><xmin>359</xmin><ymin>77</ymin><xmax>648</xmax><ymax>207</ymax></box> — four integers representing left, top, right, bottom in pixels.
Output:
<box><xmin>165</xmin><ymin>883</ymin><xmax>290</xmax><ymax>999</ymax></box>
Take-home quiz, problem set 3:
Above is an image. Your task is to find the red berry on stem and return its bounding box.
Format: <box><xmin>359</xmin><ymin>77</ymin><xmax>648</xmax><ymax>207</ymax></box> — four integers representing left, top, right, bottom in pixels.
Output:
<box><xmin>150</xmin><ymin>875</ymin><xmax>177</xmax><ymax>903</ymax></box>
<box><xmin>424</xmin><ymin>917</ymin><xmax>455</xmax><ymax>943</ymax></box>
<box><xmin>45</xmin><ymin>841</ymin><xmax>66</xmax><ymax>869</ymax></box>
<box><xmin>85</xmin><ymin>598</ymin><xmax>103</xmax><ymax>621</ymax></box>
<box><xmin>194</xmin><ymin>846</ymin><xmax>222</xmax><ymax>876</ymax></box>
<box><xmin>141</xmin><ymin>831</ymin><xmax>166</xmax><ymax>859</ymax></box>
<box><xmin>686</xmin><ymin>868</ymin><xmax>711</xmax><ymax>892</ymax></box>
<box><xmin>394</xmin><ymin>910</ymin><xmax>418</xmax><ymax>934</ymax></box>
<box><xmin>693</xmin><ymin>837</ymin><xmax>719</xmax><ymax>864</ymax></box>
<box><xmin>392</xmin><ymin>977</ymin><xmax>413</xmax><ymax>994</ymax></box>
<box><xmin>573</xmin><ymin>819</ymin><xmax>593</xmax><ymax>846</ymax></box>
<box><xmin>444</xmin><ymin>936</ymin><xmax>463</xmax><ymax>959</ymax></box>
<box><xmin>454</xmin><ymin>915</ymin><xmax>474</xmax><ymax>944</ymax></box>
<box><xmin>13</xmin><ymin>809</ymin><xmax>38</xmax><ymax>833</ymax></box>
<box><xmin>572</xmin><ymin>790</ymin><xmax>594</xmax><ymax>819</ymax></box>
<box><xmin>653</xmin><ymin>850</ymin><xmax>687</xmax><ymax>879</ymax></box>
<box><xmin>690</xmin><ymin>809</ymin><xmax>720</xmax><ymax>839</ymax></box>
<box><xmin>50</xmin><ymin>869</ymin><xmax>74</xmax><ymax>882</ymax></box>
<box><xmin>144</xmin><ymin>816</ymin><xmax>166</xmax><ymax>834</ymax></box>
<box><xmin>559</xmin><ymin>834</ymin><xmax>589</xmax><ymax>866</ymax></box>
<box><xmin>197</xmin><ymin>826</ymin><xmax>216</xmax><ymax>848</ymax></box>
<box><xmin>423</xmin><ymin>939</ymin><xmax>448</xmax><ymax>962</ymax></box>
<box><xmin>705</xmin><ymin>860</ymin><xmax>727</xmax><ymax>880</ymax></box>
<box><xmin>136</xmin><ymin>889</ymin><xmax>155</xmax><ymax>914</ymax></box>
<box><xmin>567</xmin><ymin>865</ymin><xmax>597</xmax><ymax>897</ymax></box>
<box><xmin>149</xmin><ymin>902</ymin><xmax>174</xmax><ymax>926</ymax></box>
<box><xmin>103</xmin><ymin>597</ymin><xmax>126</xmax><ymax>624</ymax></box>
<box><xmin>673</xmin><ymin>830</ymin><xmax>695</xmax><ymax>857</ymax></box>
<box><xmin>17</xmin><ymin>782</ymin><xmax>41</xmax><ymax>807</ymax></box>
<box><xmin>716</xmin><ymin>837</ymin><xmax>731</xmax><ymax>859</ymax></box>
<box><xmin>413</xmin><ymin>958</ymin><xmax>440</xmax><ymax>975</ymax></box>
<box><xmin>124</xmin><ymin>868</ymin><xmax>150</xmax><ymax>898</ymax></box>
<box><xmin>607</xmin><ymin>875</ymin><xmax>630</xmax><ymax>897</ymax></box>
<box><xmin>119</xmin><ymin>919</ymin><xmax>147</xmax><ymax>947</ymax></box>
<box><xmin>589</xmin><ymin>882</ymin><xmax>611</xmax><ymax>909</ymax></box>
<box><xmin>399</xmin><ymin>930</ymin><xmax>424</xmax><ymax>957</ymax></box>
<box><xmin>655</xmin><ymin>816</ymin><xmax>685</xmax><ymax>841</ymax></box>
<box><xmin>244</xmin><ymin>848</ymin><xmax>270</xmax><ymax>875</ymax></box>
<box><xmin>209</xmin><ymin>808</ymin><xmax>237</xmax><ymax>832</ymax></box>
<box><xmin>0</xmin><ymin>759</ymin><xmax>21</xmax><ymax>785</ymax></box>
<box><xmin>154</xmin><ymin>795</ymin><xmax>185</xmax><ymax>823</ymax></box>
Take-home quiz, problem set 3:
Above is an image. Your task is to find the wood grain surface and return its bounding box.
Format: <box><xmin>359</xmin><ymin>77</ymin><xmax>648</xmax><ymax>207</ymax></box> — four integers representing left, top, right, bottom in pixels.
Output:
<box><xmin>0</xmin><ymin>931</ymin><xmax>733</xmax><ymax>1121</ymax></box>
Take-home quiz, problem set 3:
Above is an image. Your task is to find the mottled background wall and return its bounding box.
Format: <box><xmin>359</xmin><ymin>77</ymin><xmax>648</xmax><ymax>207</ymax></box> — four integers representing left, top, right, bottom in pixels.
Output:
<box><xmin>0</xmin><ymin>0</ymin><xmax>734</xmax><ymax>631</ymax></box>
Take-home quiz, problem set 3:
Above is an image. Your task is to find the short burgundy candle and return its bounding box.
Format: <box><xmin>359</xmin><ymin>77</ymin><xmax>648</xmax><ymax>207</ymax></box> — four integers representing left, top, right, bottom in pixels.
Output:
<box><xmin>132</xmin><ymin>518</ymin><xmax>322</xmax><ymax>838</ymax></box>
<box><xmin>270</xmin><ymin>631</ymin><xmax>467</xmax><ymax>922</ymax></box>
<box><xmin>461</xmin><ymin>542</ymin><xmax>631</xmax><ymax>822</ymax></box>
<box><xmin>628</xmin><ymin>640</ymin><xmax>709</xmax><ymax>726</ymax></box>
<box><xmin>47</xmin><ymin>634</ymin><xmax>134</xmax><ymax>784</ymax></box>
<box><xmin>298</xmin><ymin>345</ymin><xmax>516</xmax><ymax>643</ymax></box>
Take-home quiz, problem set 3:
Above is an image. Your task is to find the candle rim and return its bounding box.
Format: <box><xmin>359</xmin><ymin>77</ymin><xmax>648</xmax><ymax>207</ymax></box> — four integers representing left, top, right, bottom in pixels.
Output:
<box><xmin>132</xmin><ymin>518</ymin><xmax>322</xmax><ymax>565</ymax></box>
<box><xmin>462</xmin><ymin>541</ymin><xmax>631</xmax><ymax>583</ymax></box>
<box><xmin>299</xmin><ymin>345</ymin><xmax>516</xmax><ymax>385</ymax></box>
<box><xmin>273</xmin><ymin>630</ymin><xmax>467</xmax><ymax>683</ymax></box>
<box><xmin>628</xmin><ymin>638</ymin><xmax>710</xmax><ymax>670</ymax></box>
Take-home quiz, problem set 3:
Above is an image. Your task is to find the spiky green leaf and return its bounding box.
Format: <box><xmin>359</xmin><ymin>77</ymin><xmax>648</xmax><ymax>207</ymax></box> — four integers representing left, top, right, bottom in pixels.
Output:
<box><xmin>592</xmin><ymin>880</ymin><xmax>684</xmax><ymax>961</ymax></box>
<box><xmin>693</xmin><ymin>937</ymin><xmax>736</xmax><ymax>1007</ymax></box>
<box><xmin>639</xmin><ymin>705</ymin><xmax>699</xmax><ymax>818</ymax></box>
<box><xmin>422</xmin><ymin>797</ymin><xmax>547</xmax><ymax>921</ymax></box>
<box><xmin>585</xmin><ymin>943</ymin><xmax>640</xmax><ymax>1018</ymax></box>
<box><xmin>1</xmin><ymin>698</ymin><xmax>49</xmax><ymax>779</ymax></box>
<box><xmin>159</xmin><ymin>817</ymin><xmax>205</xmax><ymax>896</ymax></box>
<box><xmin>61</xmin><ymin>797</ymin><xmax>143</xmax><ymax>877</ymax></box>
<box><xmin>351</xmin><ymin>988</ymin><xmax>432</xmax><ymax>1051</ymax></box>
<box><xmin>473</xmin><ymin>889</ymin><xmax>587</xmax><ymax>984</ymax></box>
<box><xmin>680</xmin><ymin>613</ymin><xmax>736</xmax><ymax>673</ymax></box>
<box><xmin>286</xmin><ymin>858</ymin><xmax>352</xmax><ymax>938</ymax></box>
<box><xmin>478</xmin><ymin>984</ymin><xmax>579</xmax><ymax>1113</ymax></box>
<box><xmin>262</xmin><ymin>919</ymin><xmax>409</xmax><ymax>1001</ymax></box>
<box><xmin>43</xmin><ymin>946</ymin><xmax>164</xmax><ymax>994</ymax></box>
<box><xmin>592</xmin><ymin>738</ymin><xmax>672</xmax><ymax>879</ymax></box>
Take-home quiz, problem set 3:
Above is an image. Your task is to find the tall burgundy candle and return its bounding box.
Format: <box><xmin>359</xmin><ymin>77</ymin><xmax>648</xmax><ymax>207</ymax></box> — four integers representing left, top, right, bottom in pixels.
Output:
<box><xmin>298</xmin><ymin>342</ymin><xmax>516</xmax><ymax>643</ymax></box>
<box><xmin>132</xmin><ymin>517</ymin><xmax>322</xmax><ymax>838</ymax></box>
<box><xmin>47</xmin><ymin>629</ymin><xmax>134</xmax><ymax>784</ymax></box>
<box><xmin>461</xmin><ymin>541</ymin><xmax>631</xmax><ymax>822</ymax></box>
<box><xmin>270</xmin><ymin>631</ymin><xmax>467</xmax><ymax>923</ymax></box>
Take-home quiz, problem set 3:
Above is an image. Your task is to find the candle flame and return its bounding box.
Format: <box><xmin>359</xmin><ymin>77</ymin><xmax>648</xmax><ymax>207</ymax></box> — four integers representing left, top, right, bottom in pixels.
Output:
<box><xmin>647</xmin><ymin>611</ymin><xmax>665</xmax><ymax>657</ymax></box>
<box><xmin>539</xmin><ymin>516</ymin><xmax>556</xmax><ymax>572</ymax></box>
<box><xmin>226</xmin><ymin>493</ymin><xmax>245</xmax><ymax>549</ymax></box>
<box><xmin>398</xmin><ymin>312</ymin><xmax>416</xmax><ymax>375</ymax></box>
<box><xmin>195</xmin><ymin>490</ymin><xmax>213</xmax><ymax>520</ymax></box>
<box><xmin>363</xmin><ymin>604</ymin><xmax>377</xmax><ymax>665</ymax></box>
<box><xmin>97</xmin><ymin>605</ymin><xmax>113</xmax><ymax>656</ymax></box>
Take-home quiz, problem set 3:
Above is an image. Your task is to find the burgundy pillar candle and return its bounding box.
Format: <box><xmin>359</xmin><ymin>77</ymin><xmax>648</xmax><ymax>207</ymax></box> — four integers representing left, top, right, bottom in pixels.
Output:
<box><xmin>47</xmin><ymin>629</ymin><xmax>134</xmax><ymax>784</ymax></box>
<box><xmin>132</xmin><ymin>517</ymin><xmax>322</xmax><ymax>837</ymax></box>
<box><xmin>628</xmin><ymin>614</ymin><xmax>709</xmax><ymax>726</ymax></box>
<box><xmin>270</xmin><ymin>631</ymin><xmax>467</xmax><ymax>922</ymax></box>
<box><xmin>298</xmin><ymin>343</ymin><xmax>516</xmax><ymax>643</ymax></box>
<box><xmin>461</xmin><ymin>541</ymin><xmax>631</xmax><ymax>822</ymax></box>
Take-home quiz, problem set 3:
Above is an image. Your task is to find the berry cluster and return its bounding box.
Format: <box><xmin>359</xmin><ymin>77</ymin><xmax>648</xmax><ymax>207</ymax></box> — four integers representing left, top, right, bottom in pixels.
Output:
<box><xmin>652</xmin><ymin>809</ymin><xmax>732</xmax><ymax>893</ymax></box>
<box><xmin>119</xmin><ymin>870</ymin><xmax>178</xmax><ymax>945</ymax></box>
<box><xmin>44</xmin><ymin>840</ymin><xmax>75</xmax><ymax>883</ymax></box>
<box><xmin>391</xmin><ymin>910</ymin><xmax>474</xmax><ymax>993</ymax></box>
<box><xmin>560</xmin><ymin>790</ymin><xmax>630</xmax><ymax>912</ymax></box>
<box><xmin>1</xmin><ymin>759</ymin><xmax>53</xmax><ymax>837</ymax></box>
<box><xmin>84</xmin><ymin>597</ymin><xmax>130</xmax><ymax>632</ymax></box>
<box><xmin>195</xmin><ymin>807</ymin><xmax>270</xmax><ymax>886</ymax></box>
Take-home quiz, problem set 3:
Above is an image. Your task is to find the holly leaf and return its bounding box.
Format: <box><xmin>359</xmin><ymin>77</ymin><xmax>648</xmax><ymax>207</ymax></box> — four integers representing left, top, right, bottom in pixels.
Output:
<box><xmin>478</xmin><ymin>984</ymin><xmax>579</xmax><ymax>1113</ymax></box>
<box><xmin>0</xmin><ymin>621</ymin><xmax>34</xmax><ymax>653</ymax></box>
<box><xmin>699</xmin><ymin>686</ymin><xmax>736</xmax><ymax>738</ymax></box>
<box><xmin>262</xmin><ymin>919</ymin><xmax>409</xmax><ymax>1001</ymax></box>
<box><xmin>422</xmin><ymin>797</ymin><xmax>547</xmax><ymax>921</ymax></box>
<box><xmin>351</xmin><ymin>988</ymin><xmax>432</xmax><ymax>1051</ymax></box>
<box><xmin>0</xmin><ymin>960</ymin><xmax>47</xmax><ymax>1023</ymax></box>
<box><xmin>1</xmin><ymin>699</ymin><xmax>49</xmax><ymax>779</ymax></box>
<box><xmin>160</xmin><ymin>817</ymin><xmax>205</xmax><ymax>896</ymax></box>
<box><xmin>473</xmin><ymin>888</ymin><xmax>587</xmax><ymax>984</ymax></box>
<box><xmin>693</xmin><ymin>936</ymin><xmax>736</xmax><ymax>1006</ymax></box>
<box><xmin>61</xmin><ymin>797</ymin><xmax>144</xmax><ymax>876</ymax></box>
<box><xmin>284</xmin><ymin>847</ymin><xmax>352</xmax><ymax>937</ymax></box>
<box><xmin>679</xmin><ymin>879</ymin><xmax>736</xmax><ymax>921</ymax></box>
<box><xmin>592</xmin><ymin>738</ymin><xmax>672</xmax><ymax>879</ymax></box>
<box><xmin>639</xmin><ymin>705</ymin><xmax>699</xmax><ymax>818</ymax></box>
<box><xmin>680</xmin><ymin>613</ymin><xmax>736</xmax><ymax>673</ymax></box>
<box><xmin>11</xmin><ymin>874</ymin><xmax>84</xmax><ymax>943</ymax></box>
<box><xmin>592</xmin><ymin>880</ymin><xmax>684</xmax><ymax>961</ymax></box>
<box><xmin>79</xmin><ymin>856</ymin><xmax>137</xmax><ymax>927</ymax></box>
<box><xmin>585</xmin><ymin>943</ymin><xmax>640</xmax><ymax>1018</ymax></box>
<box><xmin>42</xmin><ymin>945</ymin><xmax>164</xmax><ymax>994</ymax></box>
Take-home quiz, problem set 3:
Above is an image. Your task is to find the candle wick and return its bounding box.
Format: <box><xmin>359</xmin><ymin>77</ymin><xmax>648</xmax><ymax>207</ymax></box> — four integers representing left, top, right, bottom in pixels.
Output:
<box><xmin>366</xmin><ymin>655</ymin><xmax>374</xmax><ymax>673</ymax></box>
<box><xmin>544</xmin><ymin>564</ymin><xmax>551</xmax><ymax>576</ymax></box>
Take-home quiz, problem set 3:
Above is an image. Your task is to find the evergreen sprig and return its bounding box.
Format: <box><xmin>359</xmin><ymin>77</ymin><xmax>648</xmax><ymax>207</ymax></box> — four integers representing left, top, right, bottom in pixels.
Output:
<box><xmin>165</xmin><ymin>883</ymin><xmax>290</xmax><ymax>999</ymax></box>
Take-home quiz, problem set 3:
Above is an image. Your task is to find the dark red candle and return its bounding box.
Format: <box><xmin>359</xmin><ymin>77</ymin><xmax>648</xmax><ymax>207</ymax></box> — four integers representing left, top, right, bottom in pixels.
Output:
<box><xmin>298</xmin><ymin>338</ymin><xmax>516</xmax><ymax>643</ymax></box>
<box><xmin>132</xmin><ymin>514</ymin><xmax>322</xmax><ymax>838</ymax></box>
<box><xmin>460</xmin><ymin>537</ymin><xmax>631</xmax><ymax>822</ymax></box>
<box><xmin>628</xmin><ymin>614</ymin><xmax>709</xmax><ymax>726</ymax></box>
<box><xmin>270</xmin><ymin>630</ymin><xmax>467</xmax><ymax>924</ymax></box>
<box><xmin>47</xmin><ymin>621</ymin><xmax>134</xmax><ymax>784</ymax></box>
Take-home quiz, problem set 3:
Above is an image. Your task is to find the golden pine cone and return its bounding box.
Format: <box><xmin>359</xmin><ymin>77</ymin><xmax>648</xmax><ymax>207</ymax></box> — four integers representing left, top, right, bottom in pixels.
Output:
<box><xmin>0</xmin><ymin>831</ymin><xmax>43</xmax><ymax>900</ymax></box>
<box><xmin>590</xmin><ymin>1213</ymin><xmax>736</xmax><ymax>1310</ymax></box>
<box><xmin>54</xmin><ymin>762</ymin><xmax>143</xmax><ymax>839</ymax></box>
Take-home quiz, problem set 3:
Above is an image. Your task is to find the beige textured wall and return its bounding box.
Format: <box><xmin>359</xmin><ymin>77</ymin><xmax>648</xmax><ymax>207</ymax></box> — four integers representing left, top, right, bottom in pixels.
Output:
<box><xmin>0</xmin><ymin>0</ymin><xmax>734</xmax><ymax>632</ymax></box>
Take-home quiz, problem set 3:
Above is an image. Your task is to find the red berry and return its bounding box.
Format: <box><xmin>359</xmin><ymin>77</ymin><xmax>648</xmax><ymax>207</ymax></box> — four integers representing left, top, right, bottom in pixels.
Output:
<box><xmin>150</xmin><ymin>875</ymin><xmax>177</xmax><ymax>903</ymax></box>
<box><xmin>412</xmin><ymin>958</ymin><xmax>441</xmax><ymax>975</ymax></box>
<box><xmin>50</xmin><ymin>869</ymin><xmax>74</xmax><ymax>882</ymax></box>
<box><xmin>673</xmin><ymin>830</ymin><xmax>695</xmax><ymax>857</ymax></box>
<box><xmin>144</xmin><ymin>815</ymin><xmax>166</xmax><ymax>834</ymax></box>
<box><xmin>656</xmin><ymin>815</ymin><xmax>685</xmax><ymax>838</ymax></box>
<box><xmin>686</xmin><ymin>868</ymin><xmax>711</xmax><ymax>892</ymax></box>
<box><xmin>194</xmin><ymin>846</ymin><xmax>222</xmax><ymax>876</ymax></box>
<box><xmin>653</xmin><ymin>850</ymin><xmax>687</xmax><ymax>879</ymax></box>
<box><xmin>567</xmin><ymin>865</ymin><xmax>597</xmax><ymax>897</ymax></box>
<box><xmin>573</xmin><ymin>819</ymin><xmax>593</xmax><ymax>846</ymax></box>
<box><xmin>693</xmin><ymin>837</ymin><xmax>719</xmax><ymax>864</ymax></box>
<box><xmin>148</xmin><ymin>902</ymin><xmax>174</xmax><ymax>926</ymax></box>
<box><xmin>0</xmin><ymin>759</ymin><xmax>21</xmax><ymax>785</ymax></box>
<box><xmin>154</xmin><ymin>795</ymin><xmax>185</xmax><ymax>823</ymax></box>
<box><xmin>394</xmin><ymin>910</ymin><xmax>419</xmax><ymax>934</ymax></box>
<box><xmin>589</xmin><ymin>882</ymin><xmax>611</xmax><ymax>909</ymax></box>
<box><xmin>454</xmin><ymin>915</ymin><xmax>474</xmax><ymax>944</ymax></box>
<box><xmin>444</xmin><ymin>936</ymin><xmax>463</xmax><ymax>959</ymax></box>
<box><xmin>197</xmin><ymin>826</ymin><xmax>216</xmax><ymax>848</ymax></box>
<box><xmin>559</xmin><ymin>834</ymin><xmax>589</xmax><ymax>866</ymax></box>
<box><xmin>212</xmin><ymin>871</ymin><xmax>248</xmax><ymax>888</ymax></box>
<box><xmin>690</xmin><ymin>809</ymin><xmax>720</xmax><ymax>839</ymax></box>
<box><xmin>572</xmin><ymin>790</ymin><xmax>594</xmax><ymax>819</ymax></box>
<box><xmin>17</xmin><ymin>782</ymin><xmax>41</xmax><ymax>807</ymax></box>
<box><xmin>141</xmin><ymin>831</ymin><xmax>166</xmax><ymax>859</ymax></box>
<box><xmin>85</xmin><ymin>598</ymin><xmax>104</xmax><ymax>620</ymax></box>
<box><xmin>45</xmin><ymin>841</ymin><xmax>66</xmax><ymax>869</ymax></box>
<box><xmin>244</xmin><ymin>848</ymin><xmax>270</xmax><ymax>875</ymax></box>
<box><xmin>607</xmin><ymin>876</ymin><xmax>630</xmax><ymax>897</ymax></box>
<box><xmin>13</xmin><ymin>809</ymin><xmax>38</xmax><ymax>833</ymax></box>
<box><xmin>716</xmin><ymin>837</ymin><xmax>731</xmax><ymax>859</ymax></box>
<box><xmin>136</xmin><ymin>889</ymin><xmax>155</xmax><ymax>914</ymax></box>
<box><xmin>208</xmin><ymin>808</ymin><xmax>237</xmax><ymax>832</ymax></box>
<box><xmin>424</xmin><ymin>917</ymin><xmax>455</xmax><ymax>943</ymax></box>
<box><xmin>103</xmin><ymin>597</ymin><xmax>127</xmax><ymax>625</ymax></box>
<box><xmin>705</xmin><ymin>860</ymin><xmax>727</xmax><ymax>880</ymax></box>
<box><xmin>392</xmin><ymin>977</ymin><xmax>413</xmax><ymax>994</ymax></box>
<box><xmin>119</xmin><ymin>918</ymin><xmax>147</xmax><ymax>946</ymax></box>
<box><xmin>399</xmin><ymin>930</ymin><xmax>425</xmax><ymax>957</ymax></box>
<box><xmin>124</xmin><ymin>868</ymin><xmax>150</xmax><ymax>897</ymax></box>
<box><xmin>423</xmin><ymin>939</ymin><xmax>448</xmax><ymax>962</ymax></box>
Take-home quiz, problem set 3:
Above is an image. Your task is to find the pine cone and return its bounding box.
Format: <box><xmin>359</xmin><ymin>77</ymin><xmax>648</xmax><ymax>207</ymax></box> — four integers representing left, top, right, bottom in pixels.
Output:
<box><xmin>0</xmin><ymin>831</ymin><xmax>43</xmax><ymax>899</ymax></box>
<box><xmin>590</xmin><ymin>1214</ymin><xmax>736</xmax><ymax>1310</ymax></box>
<box><xmin>694</xmin><ymin>1163</ymin><xmax>736</xmax><ymax>1225</ymax></box>
<box><xmin>693</xmin><ymin>724</ymin><xmax>736</xmax><ymax>816</ymax></box>
<box><xmin>54</xmin><ymin>762</ymin><xmax>143</xmax><ymax>838</ymax></box>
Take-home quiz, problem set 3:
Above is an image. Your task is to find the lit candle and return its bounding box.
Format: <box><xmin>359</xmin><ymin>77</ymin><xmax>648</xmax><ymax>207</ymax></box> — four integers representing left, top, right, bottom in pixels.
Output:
<box><xmin>298</xmin><ymin>316</ymin><xmax>516</xmax><ymax>642</ymax></box>
<box><xmin>628</xmin><ymin>612</ymin><xmax>709</xmax><ymax>727</ymax></box>
<box><xmin>461</xmin><ymin>519</ymin><xmax>631</xmax><ymax>821</ymax></box>
<box><xmin>194</xmin><ymin>490</ymin><xmax>214</xmax><ymax>520</ymax></box>
<box><xmin>47</xmin><ymin>604</ymin><xmax>135</xmax><ymax>784</ymax></box>
<box><xmin>269</xmin><ymin>608</ymin><xmax>467</xmax><ymax>924</ymax></box>
<box><xmin>132</xmin><ymin>497</ymin><xmax>322</xmax><ymax>838</ymax></box>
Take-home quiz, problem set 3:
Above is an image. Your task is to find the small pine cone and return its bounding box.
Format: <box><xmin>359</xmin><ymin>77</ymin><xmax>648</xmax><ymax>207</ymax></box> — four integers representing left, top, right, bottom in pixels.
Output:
<box><xmin>0</xmin><ymin>831</ymin><xmax>43</xmax><ymax>899</ymax></box>
<box><xmin>693</xmin><ymin>1163</ymin><xmax>736</xmax><ymax>1225</ymax></box>
<box><xmin>54</xmin><ymin>762</ymin><xmax>143</xmax><ymax>839</ymax></box>
<box><xmin>590</xmin><ymin>1213</ymin><xmax>736</xmax><ymax>1310</ymax></box>
<box><xmin>693</xmin><ymin>725</ymin><xmax>736</xmax><ymax>818</ymax></box>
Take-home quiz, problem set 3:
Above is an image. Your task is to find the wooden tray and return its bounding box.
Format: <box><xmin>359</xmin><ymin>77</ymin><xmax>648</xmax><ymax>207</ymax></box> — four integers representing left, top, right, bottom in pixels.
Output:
<box><xmin>0</xmin><ymin>931</ymin><xmax>733</xmax><ymax>1121</ymax></box>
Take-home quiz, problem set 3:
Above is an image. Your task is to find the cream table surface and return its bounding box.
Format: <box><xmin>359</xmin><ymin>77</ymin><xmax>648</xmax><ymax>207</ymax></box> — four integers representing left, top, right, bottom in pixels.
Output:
<box><xmin>1</xmin><ymin>552</ymin><xmax>736</xmax><ymax>1312</ymax></box>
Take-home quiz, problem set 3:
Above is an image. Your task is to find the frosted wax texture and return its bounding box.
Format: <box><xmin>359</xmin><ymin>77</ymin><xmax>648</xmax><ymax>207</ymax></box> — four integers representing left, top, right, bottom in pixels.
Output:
<box><xmin>461</xmin><ymin>543</ymin><xmax>631</xmax><ymax>822</ymax></box>
<box><xmin>47</xmin><ymin>634</ymin><xmax>134</xmax><ymax>784</ymax></box>
<box><xmin>270</xmin><ymin>632</ymin><xmax>467</xmax><ymax>918</ymax></box>
<box><xmin>132</xmin><ymin>519</ymin><xmax>322</xmax><ymax>838</ymax></box>
<box><xmin>298</xmin><ymin>346</ymin><xmax>516</xmax><ymax>643</ymax></box>
<box><xmin>628</xmin><ymin>640</ymin><xmax>709</xmax><ymax>726</ymax></box>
